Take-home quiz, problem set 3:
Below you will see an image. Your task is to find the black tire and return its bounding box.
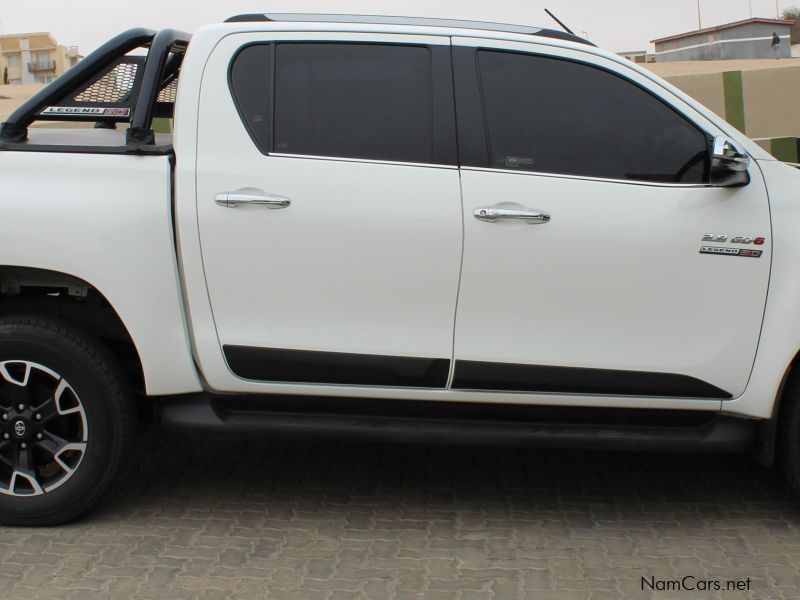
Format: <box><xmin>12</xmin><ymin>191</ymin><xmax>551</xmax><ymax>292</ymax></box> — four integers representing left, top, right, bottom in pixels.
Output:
<box><xmin>778</xmin><ymin>374</ymin><xmax>800</xmax><ymax>494</ymax></box>
<box><xmin>0</xmin><ymin>315</ymin><xmax>134</xmax><ymax>526</ymax></box>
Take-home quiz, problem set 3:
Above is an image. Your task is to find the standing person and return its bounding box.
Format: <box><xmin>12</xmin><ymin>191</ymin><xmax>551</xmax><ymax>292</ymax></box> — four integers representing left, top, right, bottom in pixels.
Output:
<box><xmin>772</xmin><ymin>32</ymin><xmax>782</xmax><ymax>59</ymax></box>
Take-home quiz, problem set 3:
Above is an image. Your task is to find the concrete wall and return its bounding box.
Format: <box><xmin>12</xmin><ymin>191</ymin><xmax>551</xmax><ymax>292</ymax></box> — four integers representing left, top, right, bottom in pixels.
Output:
<box><xmin>655</xmin><ymin>23</ymin><xmax>791</xmax><ymax>61</ymax></box>
<box><xmin>663</xmin><ymin>71</ymin><xmax>726</xmax><ymax>119</ymax></box>
<box><xmin>656</xmin><ymin>39</ymin><xmax>790</xmax><ymax>61</ymax></box>
<box><xmin>646</xmin><ymin>60</ymin><xmax>800</xmax><ymax>160</ymax></box>
<box><xmin>742</xmin><ymin>66</ymin><xmax>800</xmax><ymax>139</ymax></box>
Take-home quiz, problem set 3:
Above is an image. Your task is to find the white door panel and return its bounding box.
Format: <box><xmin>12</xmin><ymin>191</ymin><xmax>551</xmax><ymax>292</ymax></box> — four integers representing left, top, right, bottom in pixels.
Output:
<box><xmin>456</xmin><ymin>167</ymin><xmax>771</xmax><ymax>397</ymax></box>
<box><xmin>451</xmin><ymin>38</ymin><xmax>772</xmax><ymax>400</ymax></box>
<box><xmin>199</xmin><ymin>156</ymin><xmax>462</xmax><ymax>358</ymax></box>
<box><xmin>194</xmin><ymin>31</ymin><xmax>462</xmax><ymax>390</ymax></box>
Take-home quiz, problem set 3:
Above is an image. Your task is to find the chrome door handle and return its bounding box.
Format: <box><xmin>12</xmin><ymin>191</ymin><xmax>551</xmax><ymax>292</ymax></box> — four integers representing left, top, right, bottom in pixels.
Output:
<box><xmin>474</xmin><ymin>208</ymin><xmax>550</xmax><ymax>224</ymax></box>
<box><xmin>215</xmin><ymin>192</ymin><xmax>291</xmax><ymax>209</ymax></box>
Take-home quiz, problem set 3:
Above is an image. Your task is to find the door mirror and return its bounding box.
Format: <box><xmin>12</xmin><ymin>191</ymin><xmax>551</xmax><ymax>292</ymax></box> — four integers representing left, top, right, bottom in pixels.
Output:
<box><xmin>710</xmin><ymin>136</ymin><xmax>750</xmax><ymax>187</ymax></box>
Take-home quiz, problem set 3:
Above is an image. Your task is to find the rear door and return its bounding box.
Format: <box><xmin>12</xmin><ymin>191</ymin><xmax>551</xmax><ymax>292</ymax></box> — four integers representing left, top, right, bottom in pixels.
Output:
<box><xmin>193</xmin><ymin>32</ymin><xmax>463</xmax><ymax>392</ymax></box>
<box><xmin>451</xmin><ymin>38</ymin><xmax>771</xmax><ymax>401</ymax></box>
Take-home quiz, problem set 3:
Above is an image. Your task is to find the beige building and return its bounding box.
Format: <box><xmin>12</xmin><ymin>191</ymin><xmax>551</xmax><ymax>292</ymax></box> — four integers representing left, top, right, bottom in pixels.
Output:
<box><xmin>618</xmin><ymin>50</ymin><xmax>654</xmax><ymax>64</ymax></box>
<box><xmin>0</xmin><ymin>32</ymin><xmax>81</xmax><ymax>85</ymax></box>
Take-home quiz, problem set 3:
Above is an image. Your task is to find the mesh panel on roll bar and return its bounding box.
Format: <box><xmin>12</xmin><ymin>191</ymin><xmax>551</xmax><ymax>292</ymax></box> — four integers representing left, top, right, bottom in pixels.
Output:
<box><xmin>74</xmin><ymin>60</ymin><xmax>141</xmax><ymax>103</ymax></box>
<box><xmin>35</xmin><ymin>56</ymin><xmax>145</xmax><ymax>122</ymax></box>
<box><xmin>156</xmin><ymin>79</ymin><xmax>178</xmax><ymax>103</ymax></box>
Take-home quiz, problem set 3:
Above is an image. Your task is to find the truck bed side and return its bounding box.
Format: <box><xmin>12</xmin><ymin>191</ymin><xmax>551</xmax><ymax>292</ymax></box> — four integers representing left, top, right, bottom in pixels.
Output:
<box><xmin>0</xmin><ymin>148</ymin><xmax>201</xmax><ymax>395</ymax></box>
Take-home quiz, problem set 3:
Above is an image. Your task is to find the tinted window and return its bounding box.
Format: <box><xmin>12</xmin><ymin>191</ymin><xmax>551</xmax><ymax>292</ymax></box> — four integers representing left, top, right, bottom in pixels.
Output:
<box><xmin>477</xmin><ymin>50</ymin><xmax>709</xmax><ymax>183</ymax></box>
<box><xmin>274</xmin><ymin>43</ymin><xmax>434</xmax><ymax>163</ymax></box>
<box><xmin>229</xmin><ymin>44</ymin><xmax>273</xmax><ymax>153</ymax></box>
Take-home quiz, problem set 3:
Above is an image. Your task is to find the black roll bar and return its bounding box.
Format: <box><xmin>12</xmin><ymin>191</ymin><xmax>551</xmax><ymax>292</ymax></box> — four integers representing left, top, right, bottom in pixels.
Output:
<box><xmin>127</xmin><ymin>29</ymin><xmax>191</xmax><ymax>146</ymax></box>
<box><xmin>0</xmin><ymin>27</ymin><xmax>190</xmax><ymax>146</ymax></box>
<box><xmin>0</xmin><ymin>28</ymin><xmax>156</xmax><ymax>142</ymax></box>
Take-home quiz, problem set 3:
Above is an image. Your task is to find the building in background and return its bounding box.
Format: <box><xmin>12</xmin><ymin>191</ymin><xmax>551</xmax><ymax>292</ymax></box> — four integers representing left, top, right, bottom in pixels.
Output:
<box><xmin>0</xmin><ymin>32</ymin><xmax>82</xmax><ymax>85</ymax></box>
<box><xmin>652</xmin><ymin>18</ymin><xmax>794</xmax><ymax>62</ymax></box>
<box><xmin>618</xmin><ymin>50</ymin><xmax>654</xmax><ymax>64</ymax></box>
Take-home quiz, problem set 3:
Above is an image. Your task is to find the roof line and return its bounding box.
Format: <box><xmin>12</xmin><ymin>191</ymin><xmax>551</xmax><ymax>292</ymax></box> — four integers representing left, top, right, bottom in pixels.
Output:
<box><xmin>651</xmin><ymin>17</ymin><xmax>795</xmax><ymax>44</ymax></box>
<box><xmin>224</xmin><ymin>13</ymin><xmax>594</xmax><ymax>45</ymax></box>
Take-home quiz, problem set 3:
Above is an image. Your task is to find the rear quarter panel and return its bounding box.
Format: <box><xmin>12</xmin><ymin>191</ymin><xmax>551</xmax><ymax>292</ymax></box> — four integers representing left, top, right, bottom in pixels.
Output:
<box><xmin>0</xmin><ymin>151</ymin><xmax>201</xmax><ymax>395</ymax></box>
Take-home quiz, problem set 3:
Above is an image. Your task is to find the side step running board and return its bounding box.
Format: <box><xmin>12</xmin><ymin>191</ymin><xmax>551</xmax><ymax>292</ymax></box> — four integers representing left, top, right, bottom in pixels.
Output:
<box><xmin>161</xmin><ymin>395</ymin><xmax>756</xmax><ymax>453</ymax></box>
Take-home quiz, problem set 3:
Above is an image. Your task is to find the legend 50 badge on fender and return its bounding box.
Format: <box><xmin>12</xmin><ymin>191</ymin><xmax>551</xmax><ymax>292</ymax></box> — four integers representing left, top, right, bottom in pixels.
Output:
<box><xmin>700</xmin><ymin>246</ymin><xmax>763</xmax><ymax>258</ymax></box>
<box><xmin>699</xmin><ymin>234</ymin><xmax>766</xmax><ymax>258</ymax></box>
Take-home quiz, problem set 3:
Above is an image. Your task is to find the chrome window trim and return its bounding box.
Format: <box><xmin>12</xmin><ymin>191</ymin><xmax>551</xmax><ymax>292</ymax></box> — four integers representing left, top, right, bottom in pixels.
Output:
<box><xmin>269</xmin><ymin>152</ymin><xmax>459</xmax><ymax>170</ymax></box>
<box><xmin>454</xmin><ymin>36</ymin><xmax>722</xmax><ymax>137</ymax></box>
<box><xmin>458</xmin><ymin>39</ymin><xmax>725</xmax><ymax>185</ymax></box>
<box><xmin>461</xmin><ymin>166</ymin><xmax>715</xmax><ymax>188</ymax></box>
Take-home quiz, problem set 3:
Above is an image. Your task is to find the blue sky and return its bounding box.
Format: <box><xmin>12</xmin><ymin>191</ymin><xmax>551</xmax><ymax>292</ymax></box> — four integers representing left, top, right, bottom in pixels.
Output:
<box><xmin>0</xmin><ymin>0</ymin><xmax>793</xmax><ymax>54</ymax></box>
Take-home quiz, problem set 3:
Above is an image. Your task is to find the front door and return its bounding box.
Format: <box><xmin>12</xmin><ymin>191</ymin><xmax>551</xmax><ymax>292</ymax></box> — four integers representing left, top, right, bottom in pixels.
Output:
<box><xmin>195</xmin><ymin>33</ymin><xmax>462</xmax><ymax>390</ymax></box>
<box><xmin>451</xmin><ymin>39</ymin><xmax>771</xmax><ymax>400</ymax></box>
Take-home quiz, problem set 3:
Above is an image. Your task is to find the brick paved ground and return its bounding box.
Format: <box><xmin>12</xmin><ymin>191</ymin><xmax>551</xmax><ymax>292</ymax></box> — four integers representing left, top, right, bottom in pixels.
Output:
<box><xmin>0</xmin><ymin>425</ymin><xmax>798</xmax><ymax>600</ymax></box>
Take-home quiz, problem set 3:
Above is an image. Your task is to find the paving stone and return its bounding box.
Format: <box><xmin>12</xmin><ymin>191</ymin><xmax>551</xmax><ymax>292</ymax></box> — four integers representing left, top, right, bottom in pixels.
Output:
<box><xmin>0</xmin><ymin>425</ymin><xmax>796</xmax><ymax>599</ymax></box>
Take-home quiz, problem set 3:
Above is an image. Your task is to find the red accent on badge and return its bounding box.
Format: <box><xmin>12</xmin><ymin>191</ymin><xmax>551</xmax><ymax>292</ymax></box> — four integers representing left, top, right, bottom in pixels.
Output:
<box><xmin>754</xmin><ymin>237</ymin><xmax>765</xmax><ymax>245</ymax></box>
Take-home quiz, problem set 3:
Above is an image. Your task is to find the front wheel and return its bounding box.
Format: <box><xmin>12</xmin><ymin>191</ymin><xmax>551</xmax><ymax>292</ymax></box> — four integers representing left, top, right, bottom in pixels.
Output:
<box><xmin>0</xmin><ymin>315</ymin><xmax>134</xmax><ymax>525</ymax></box>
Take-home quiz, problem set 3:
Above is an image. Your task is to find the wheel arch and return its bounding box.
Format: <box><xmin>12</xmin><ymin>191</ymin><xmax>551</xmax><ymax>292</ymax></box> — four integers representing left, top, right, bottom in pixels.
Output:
<box><xmin>754</xmin><ymin>352</ymin><xmax>800</xmax><ymax>467</ymax></box>
<box><xmin>0</xmin><ymin>264</ymin><xmax>203</xmax><ymax>398</ymax></box>
<box><xmin>0</xmin><ymin>265</ymin><xmax>146</xmax><ymax>391</ymax></box>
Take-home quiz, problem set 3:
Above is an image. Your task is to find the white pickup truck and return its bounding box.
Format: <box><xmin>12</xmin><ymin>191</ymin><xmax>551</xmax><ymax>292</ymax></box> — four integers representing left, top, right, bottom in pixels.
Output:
<box><xmin>0</xmin><ymin>13</ymin><xmax>799</xmax><ymax>525</ymax></box>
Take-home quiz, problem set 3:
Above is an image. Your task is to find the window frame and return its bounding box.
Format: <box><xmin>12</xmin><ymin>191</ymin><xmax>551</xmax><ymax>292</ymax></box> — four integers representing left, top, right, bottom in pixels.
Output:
<box><xmin>453</xmin><ymin>40</ymin><xmax>718</xmax><ymax>187</ymax></box>
<box><xmin>227</xmin><ymin>38</ymin><xmax>458</xmax><ymax>167</ymax></box>
<box><xmin>227</xmin><ymin>42</ymin><xmax>275</xmax><ymax>155</ymax></box>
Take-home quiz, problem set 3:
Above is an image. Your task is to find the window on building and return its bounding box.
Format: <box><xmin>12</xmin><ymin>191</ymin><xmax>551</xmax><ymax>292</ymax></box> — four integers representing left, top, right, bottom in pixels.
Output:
<box><xmin>6</xmin><ymin>54</ymin><xmax>21</xmax><ymax>68</ymax></box>
<box><xmin>476</xmin><ymin>50</ymin><xmax>709</xmax><ymax>183</ymax></box>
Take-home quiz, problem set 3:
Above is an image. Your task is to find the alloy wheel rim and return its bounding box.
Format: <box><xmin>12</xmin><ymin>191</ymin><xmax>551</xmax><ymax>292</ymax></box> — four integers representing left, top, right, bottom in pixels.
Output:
<box><xmin>0</xmin><ymin>361</ymin><xmax>88</xmax><ymax>496</ymax></box>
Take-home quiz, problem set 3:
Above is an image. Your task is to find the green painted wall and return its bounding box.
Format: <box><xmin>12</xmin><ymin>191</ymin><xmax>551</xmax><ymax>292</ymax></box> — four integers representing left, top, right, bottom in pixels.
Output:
<box><xmin>722</xmin><ymin>70</ymin><xmax>746</xmax><ymax>133</ymax></box>
<box><xmin>152</xmin><ymin>117</ymin><xmax>172</xmax><ymax>134</ymax></box>
<box><xmin>770</xmin><ymin>137</ymin><xmax>799</xmax><ymax>162</ymax></box>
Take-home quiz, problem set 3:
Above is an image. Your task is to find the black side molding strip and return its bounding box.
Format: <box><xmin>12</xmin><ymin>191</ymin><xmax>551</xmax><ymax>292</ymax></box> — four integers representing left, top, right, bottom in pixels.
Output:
<box><xmin>452</xmin><ymin>361</ymin><xmax>733</xmax><ymax>399</ymax></box>
<box><xmin>224</xmin><ymin>345</ymin><xmax>450</xmax><ymax>388</ymax></box>
<box><xmin>162</xmin><ymin>395</ymin><xmax>753</xmax><ymax>453</ymax></box>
